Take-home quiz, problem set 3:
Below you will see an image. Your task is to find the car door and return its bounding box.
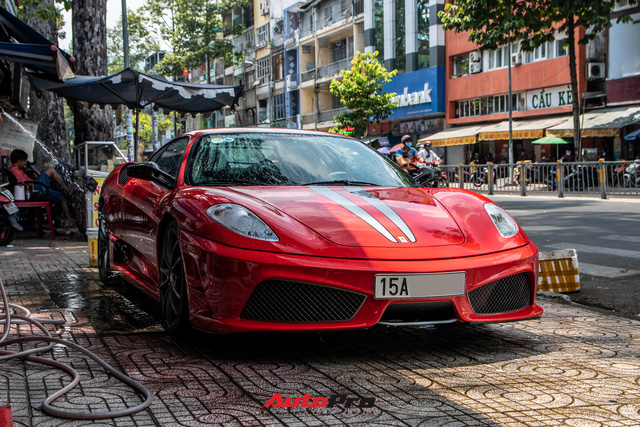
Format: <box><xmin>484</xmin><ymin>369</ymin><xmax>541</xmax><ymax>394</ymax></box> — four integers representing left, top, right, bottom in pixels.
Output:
<box><xmin>119</xmin><ymin>137</ymin><xmax>190</xmax><ymax>286</ymax></box>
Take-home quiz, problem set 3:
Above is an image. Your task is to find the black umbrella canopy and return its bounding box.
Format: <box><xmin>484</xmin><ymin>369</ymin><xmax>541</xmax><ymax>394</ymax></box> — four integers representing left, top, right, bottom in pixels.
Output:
<box><xmin>27</xmin><ymin>67</ymin><xmax>243</xmax><ymax>114</ymax></box>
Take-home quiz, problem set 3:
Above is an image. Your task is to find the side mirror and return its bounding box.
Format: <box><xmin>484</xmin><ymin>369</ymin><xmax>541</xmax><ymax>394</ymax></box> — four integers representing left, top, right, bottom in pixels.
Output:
<box><xmin>127</xmin><ymin>162</ymin><xmax>176</xmax><ymax>188</ymax></box>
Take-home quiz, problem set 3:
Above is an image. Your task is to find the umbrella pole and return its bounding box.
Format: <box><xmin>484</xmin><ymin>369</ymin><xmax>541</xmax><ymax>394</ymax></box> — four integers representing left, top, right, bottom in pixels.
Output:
<box><xmin>135</xmin><ymin>108</ymin><xmax>139</xmax><ymax>162</ymax></box>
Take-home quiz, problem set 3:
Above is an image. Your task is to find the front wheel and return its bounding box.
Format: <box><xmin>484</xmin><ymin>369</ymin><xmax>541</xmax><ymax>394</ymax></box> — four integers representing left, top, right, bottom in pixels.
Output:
<box><xmin>97</xmin><ymin>205</ymin><xmax>114</xmax><ymax>284</ymax></box>
<box><xmin>159</xmin><ymin>223</ymin><xmax>190</xmax><ymax>335</ymax></box>
<box><xmin>0</xmin><ymin>219</ymin><xmax>17</xmax><ymax>246</ymax></box>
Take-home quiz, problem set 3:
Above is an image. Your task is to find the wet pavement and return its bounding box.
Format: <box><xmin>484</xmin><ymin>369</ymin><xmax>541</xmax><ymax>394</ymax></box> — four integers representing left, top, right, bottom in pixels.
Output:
<box><xmin>1</xmin><ymin>235</ymin><xmax>640</xmax><ymax>426</ymax></box>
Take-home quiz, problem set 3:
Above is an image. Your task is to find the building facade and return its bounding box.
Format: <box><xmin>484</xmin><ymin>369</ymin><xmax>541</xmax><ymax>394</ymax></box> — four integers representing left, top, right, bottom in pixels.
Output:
<box><xmin>192</xmin><ymin>0</ymin><xmax>640</xmax><ymax>163</ymax></box>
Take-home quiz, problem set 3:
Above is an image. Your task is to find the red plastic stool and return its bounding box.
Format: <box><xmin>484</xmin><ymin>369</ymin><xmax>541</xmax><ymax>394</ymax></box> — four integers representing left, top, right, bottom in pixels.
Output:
<box><xmin>14</xmin><ymin>201</ymin><xmax>55</xmax><ymax>240</ymax></box>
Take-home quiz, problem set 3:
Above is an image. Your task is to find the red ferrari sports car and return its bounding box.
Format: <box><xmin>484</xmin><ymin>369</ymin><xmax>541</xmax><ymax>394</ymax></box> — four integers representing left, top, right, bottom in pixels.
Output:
<box><xmin>98</xmin><ymin>129</ymin><xmax>542</xmax><ymax>334</ymax></box>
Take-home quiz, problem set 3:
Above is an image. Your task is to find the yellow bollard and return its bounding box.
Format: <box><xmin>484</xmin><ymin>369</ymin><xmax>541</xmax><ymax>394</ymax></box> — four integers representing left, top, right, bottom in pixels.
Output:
<box><xmin>538</xmin><ymin>249</ymin><xmax>580</xmax><ymax>292</ymax></box>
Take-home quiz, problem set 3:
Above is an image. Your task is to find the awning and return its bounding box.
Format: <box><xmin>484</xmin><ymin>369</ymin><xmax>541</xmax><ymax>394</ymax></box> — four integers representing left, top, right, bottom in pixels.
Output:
<box><xmin>418</xmin><ymin>125</ymin><xmax>485</xmax><ymax>147</ymax></box>
<box><xmin>546</xmin><ymin>106</ymin><xmax>640</xmax><ymax>138</ymax></box>
<box><xmin>28</xmin><ymin>67</ymin><xmax>243</xmax><ymax>114</ymax></box>
<box><xmin>0</xmin><ymin>6</ymin><xmax>74</xmax><ymax>78</ymax></box>
<box><xmin>478</xmin><ymin>116</ymin><xmax>571</xmax><ymax>141</ymax></box>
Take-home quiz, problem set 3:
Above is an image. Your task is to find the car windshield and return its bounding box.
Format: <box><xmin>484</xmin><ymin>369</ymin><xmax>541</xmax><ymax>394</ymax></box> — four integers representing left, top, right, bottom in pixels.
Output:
<box><xmin>188</xmin><ymin>133</ymin><xmax>416</xmax><ymax>187</ymax></box>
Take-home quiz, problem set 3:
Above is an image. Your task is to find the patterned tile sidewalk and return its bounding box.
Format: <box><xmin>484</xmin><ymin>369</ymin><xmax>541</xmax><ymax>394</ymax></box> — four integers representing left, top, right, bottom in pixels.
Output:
<box><xmin>1</xmin><ymin>236</ymin><xmax>640</xmax><ymax>426</ymax></box>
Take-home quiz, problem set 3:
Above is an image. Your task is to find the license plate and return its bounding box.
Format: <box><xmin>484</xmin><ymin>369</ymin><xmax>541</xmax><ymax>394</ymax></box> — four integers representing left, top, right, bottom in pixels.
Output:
<box><xmin>4</xmin><ymin>202</ymin><xmax>18</xmax><ymax>215</ymax></box>
<box><xmin>374</xmin><ymin>272</ymin><xmax>466</xmax><ymax>299</ymax></box>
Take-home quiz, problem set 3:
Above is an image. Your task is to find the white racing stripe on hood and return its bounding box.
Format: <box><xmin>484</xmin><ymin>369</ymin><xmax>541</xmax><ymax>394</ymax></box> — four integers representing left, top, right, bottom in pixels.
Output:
<box><xmin>347</xmin><ymin>187</ymin><xmax>416</xmax><ymax>243</ymax></box>
<box><xmin>310</xmin><ymin>186</ymin><xmax>398</xmax><ymax>243</ymax></box>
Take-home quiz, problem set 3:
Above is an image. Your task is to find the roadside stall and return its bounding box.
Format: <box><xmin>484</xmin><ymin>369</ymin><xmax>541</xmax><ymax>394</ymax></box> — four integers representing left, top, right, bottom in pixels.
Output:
<box><xmin>72</xmin><ymin>141</ymin><xmax>128</xmax><ymax>265</ymax></box>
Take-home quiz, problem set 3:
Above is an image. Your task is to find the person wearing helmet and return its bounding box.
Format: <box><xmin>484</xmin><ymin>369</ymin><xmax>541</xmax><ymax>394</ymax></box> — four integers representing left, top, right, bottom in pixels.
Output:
<box><xmin>395</xmin><ymin>135</ymin><xmax>424</xmax><ymax>172</ymax></box>
<box><xmin>417</xmin><ymin>140</ymin><xmax>442</xmax><ymax>165</ymax></box>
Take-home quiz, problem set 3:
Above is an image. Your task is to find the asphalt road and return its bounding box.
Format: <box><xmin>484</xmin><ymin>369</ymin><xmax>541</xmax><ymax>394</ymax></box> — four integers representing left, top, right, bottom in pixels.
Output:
<box><xmin>488</xmin><ymin>194</ymin><xmax>640</xmax><ymax>318</ymax></box>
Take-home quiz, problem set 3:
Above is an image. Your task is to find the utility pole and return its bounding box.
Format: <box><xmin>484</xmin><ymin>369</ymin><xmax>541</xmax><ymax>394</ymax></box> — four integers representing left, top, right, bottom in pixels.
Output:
<box><xmin>122</xmin><ymin>0</ymin><xmax>129</xmax><ymax>69</ymax></box>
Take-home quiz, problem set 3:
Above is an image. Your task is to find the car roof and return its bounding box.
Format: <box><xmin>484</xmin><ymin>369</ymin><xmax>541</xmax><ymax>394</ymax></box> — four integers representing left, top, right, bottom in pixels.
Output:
<box><xmin>182</xmin><ymin>127</ymin><xmax>355</xmax><ymax>139</ymax></box>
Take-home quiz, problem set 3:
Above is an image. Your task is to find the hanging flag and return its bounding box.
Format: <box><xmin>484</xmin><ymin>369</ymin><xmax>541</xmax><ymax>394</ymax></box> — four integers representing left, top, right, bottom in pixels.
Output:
<box><xmin>202</xmin><ymin>62</ymin><xmax>206</xmax><ymax>72</ymax></box>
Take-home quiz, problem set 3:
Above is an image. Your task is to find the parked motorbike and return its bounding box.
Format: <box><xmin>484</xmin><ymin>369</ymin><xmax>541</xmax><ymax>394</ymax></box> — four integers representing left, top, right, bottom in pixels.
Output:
<box><xmin>545</xmin><ymin>164</ymin><xmax>598</xmax><ymax>191</ymax></box>
<box><xmin>0</xmin><ymin>184</ymin><xmax>23</xmax><ymax>245</ymax></box>
<box><xmin>470</xmin><ymin>166</ymin><xmax>493</xmax><ymax>187</ymax></box>
<box><xmin>623</xmin><ymin>162</ymin><xmax>640</xmax><ymax>188</ymax></box>
<box><xmin>410</xmin><ymin>162</ymin><xmax>449</xmax><ymax>188</ymax></box>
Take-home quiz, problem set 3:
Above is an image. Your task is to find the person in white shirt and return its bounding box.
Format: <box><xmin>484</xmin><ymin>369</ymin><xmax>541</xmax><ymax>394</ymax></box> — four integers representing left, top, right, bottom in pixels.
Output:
<box><xmin>417</xmin><ymin>141</ymin><xmax>442</xmax><ymax>165</ymax></box>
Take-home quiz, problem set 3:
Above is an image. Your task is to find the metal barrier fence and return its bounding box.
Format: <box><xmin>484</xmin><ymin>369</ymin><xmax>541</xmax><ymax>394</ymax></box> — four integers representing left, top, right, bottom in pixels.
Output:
<box><xmin>440</xmin><ymin>161</ymin><xmax>640</xmax><ymax>199</ymax></box>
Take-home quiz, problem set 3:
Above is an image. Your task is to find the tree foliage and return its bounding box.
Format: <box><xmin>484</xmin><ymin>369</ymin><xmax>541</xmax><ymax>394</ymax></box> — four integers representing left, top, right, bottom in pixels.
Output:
<box><xmin>439</xmin><ymin>0</ymin><xmax>555</xmax><ymax>52</ymax></box>
<box><xmin>329</xmin><ymin>51</ymin><xmax>398</xmax><ymax>139</ymax></box>
<box><xmin>17</xmin><ymin>0</ymin><xmax>71</xmax><ymax>40</ymax></box>
<box><xmin>142</xmin><ymin>0</ymin><xmax>248</xmax><ymax>78</ymax></box>
<box><xmin>107</xmin><ymin>9</ymin><xmax>160</xmax><ymax>74</ymax></box>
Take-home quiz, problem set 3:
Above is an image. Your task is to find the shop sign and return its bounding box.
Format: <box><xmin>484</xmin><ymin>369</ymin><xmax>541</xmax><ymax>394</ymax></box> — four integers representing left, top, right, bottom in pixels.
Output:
<box><xmin>384</xmin><ymin>67</ymin><xmax>445</xmax><ymax>119</ymax></box>
<box><xmin>527</xmin><ymin>85</ymin><xmax>572</xmax><ymax>110</ymax></box>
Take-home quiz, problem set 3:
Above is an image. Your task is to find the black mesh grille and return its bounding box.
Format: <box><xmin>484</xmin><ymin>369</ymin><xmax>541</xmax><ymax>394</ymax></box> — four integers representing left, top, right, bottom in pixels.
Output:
<box><xmin>118</xmin><ymin>165</ymin><xmax>131</xmax><ymax>186</ymax></box>
<box><xmin>240</xmin><ymin>280</ymin><xmax>366</xmax><ymax>323</ymax></box>
<box><xmin>380</xmin><ymin>302</ymin><xmax>456</xmax><ymax>324</ymax></box>
<box><xmin>467</xmin><ymin>273</ymin><xmax>532</xmax><ymax>315</ymax></box>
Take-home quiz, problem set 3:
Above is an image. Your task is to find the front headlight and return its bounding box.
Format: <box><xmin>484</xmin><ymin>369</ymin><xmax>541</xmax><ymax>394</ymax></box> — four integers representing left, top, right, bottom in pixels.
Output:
<box><xmin>206</xmin><ymin>203</ymin><xmax>279</xmax><ymax>241</ymax></box>
<box><xmin>484</xmin><ymin>203</ymin><xmax>519</xmax><ymax>238</ymax></box>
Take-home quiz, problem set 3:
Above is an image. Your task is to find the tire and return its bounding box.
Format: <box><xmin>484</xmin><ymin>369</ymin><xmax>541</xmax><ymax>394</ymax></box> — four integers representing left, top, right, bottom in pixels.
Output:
<box><xmin>0</xmin><ymin>220</ymin><xmax>17</xmax><ymax>246</ymax></box>
<box><xmin>159</xmin><ymin>222</ymin><xmax>190</xmax><ymax>335</ymax></box>
<box><xmin>472</xmin><ymin>175</ymin><xmax>483</xmax><ymax>187</ymax></box>
<box><xmin>97</xmin><ymin>204</ymin><xmax>117</xmax><ymax>285</ymax></box>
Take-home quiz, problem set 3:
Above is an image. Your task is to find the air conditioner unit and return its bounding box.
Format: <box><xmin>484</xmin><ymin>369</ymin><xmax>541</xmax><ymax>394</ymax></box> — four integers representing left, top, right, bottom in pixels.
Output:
<box><xmin>511</xmin><ymin>52</ymin><xmax>522</xmax><ymax>66</ymax></box>
<box><xmin>587</xmin><ymin>62</ymin><xmax>605</xmax><ymax>80</ymax></box>
<box><xmin>261</xmin><ymin>7</ymin><xmax>269</xmax><ymax>15</ymax></box>
<box><xmin>273</xmin><ymin>26</ymin><xmax>281</xmax><ymax>34</ymax></box>
<box><xmin>469</xmin><ymin>62</ymin><xmax>482</xmax><ymax>74</ymax></box>
<box><xmin>469</xmin><ymin>51</ymin><xmax>480</xmax><ymax>62</ymax></box>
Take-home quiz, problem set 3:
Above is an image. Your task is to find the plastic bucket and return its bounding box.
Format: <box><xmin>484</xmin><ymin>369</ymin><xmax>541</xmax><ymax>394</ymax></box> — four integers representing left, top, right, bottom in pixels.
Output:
<box><xmin>87</xmin><ymin>228</ymin><xmax>99</xmax><ymax>266</ymax></box>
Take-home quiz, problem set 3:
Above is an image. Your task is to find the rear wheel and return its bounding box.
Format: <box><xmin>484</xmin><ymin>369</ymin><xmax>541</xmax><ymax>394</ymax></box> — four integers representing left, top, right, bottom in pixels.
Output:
<box><xmin>159</xmin><ymin>223</ymin><xmax>190</xmax><ymax>335</ymax></box>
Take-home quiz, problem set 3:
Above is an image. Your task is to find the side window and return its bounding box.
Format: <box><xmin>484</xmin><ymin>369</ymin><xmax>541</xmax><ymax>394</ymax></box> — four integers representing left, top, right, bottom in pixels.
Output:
<box><xmin>150</xmin><ymin>137</ymin><xmax>190</xmax><ymax>178</ymax></box>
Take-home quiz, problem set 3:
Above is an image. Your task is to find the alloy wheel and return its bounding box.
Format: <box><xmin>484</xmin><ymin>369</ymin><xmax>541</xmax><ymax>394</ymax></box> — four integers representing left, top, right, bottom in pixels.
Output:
<box><xmin>159</xmin><ymin>223</ymin><xmax>189</xmax><ymax>334</ymax></box>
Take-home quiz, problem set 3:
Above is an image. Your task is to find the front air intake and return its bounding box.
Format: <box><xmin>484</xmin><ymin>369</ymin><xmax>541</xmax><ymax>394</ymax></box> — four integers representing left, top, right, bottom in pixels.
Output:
<box><xmin>240</xmin><ymin>280</ymin><xmax>366</xmax><ymax>323</ymax></box>
<box><xmin>467</xmin><ymin>273</ymin><xmax>532</xmax><ymax>315</ymax></box>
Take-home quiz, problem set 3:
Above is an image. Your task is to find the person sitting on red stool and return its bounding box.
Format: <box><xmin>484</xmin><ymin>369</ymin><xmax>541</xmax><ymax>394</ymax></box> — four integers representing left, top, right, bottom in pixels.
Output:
<box><xmin>9</xmin><ymin>149</ymin><xmax>74</xmax><ymax>229</ymax></box>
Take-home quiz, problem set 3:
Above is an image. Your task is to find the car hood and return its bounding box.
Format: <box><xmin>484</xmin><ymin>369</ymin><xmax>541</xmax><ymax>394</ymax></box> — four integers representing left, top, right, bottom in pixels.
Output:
<box><xmin>231</xmin><ymin>186</ymin><xmax>465</xmax><ymax>248</ymax></box>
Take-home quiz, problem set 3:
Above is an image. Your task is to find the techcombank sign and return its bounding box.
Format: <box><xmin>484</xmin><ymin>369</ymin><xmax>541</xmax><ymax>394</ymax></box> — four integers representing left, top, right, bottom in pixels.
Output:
<box><xmin>384</xmin><ymin>67</ymin><xmax>446</xmax><ymax>120</ymax></box>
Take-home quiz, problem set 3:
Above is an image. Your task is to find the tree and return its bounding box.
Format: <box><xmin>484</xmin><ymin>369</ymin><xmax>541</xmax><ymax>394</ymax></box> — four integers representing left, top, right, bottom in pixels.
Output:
<box><xmin>439</xmin><ymin>0</ymin><xmax>635</xmax><ymax>161</ymax></box>
<box><xmin>535</xmin><ymin>0</ymin><xmax>635</xmax><ymax>161</ymax></box>
<box><xmin>107</xmin><ymin>9</ymin><xmax>160</xmax><ymax>74</ymax></box>
<box><xmin>329</xmin><ymin>51</ymin><xmax>398</xmax><ymax>139</ymax></box>
<box><xmin>438</xmin><ymin>0</ymin><xmax>552</xmax><ymax>165</ymax></box>
<box><xmin>72</xmin><ymin>0</ymin><xmax>113</xmax><ymax>144</ymax></box>
<box><xmin>143</xmin><ymin>0</ymin><xmax>248</xmax><ymax>79</ymax></box>
<box><xmin>21</xmin><ymin>0</ymin><xmax>70</xmax><ymax>163</ymax></box>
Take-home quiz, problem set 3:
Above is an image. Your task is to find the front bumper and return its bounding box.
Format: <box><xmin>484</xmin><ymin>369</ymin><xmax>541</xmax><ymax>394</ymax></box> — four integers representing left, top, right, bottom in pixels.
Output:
<box><xmin>179</xmin><ymin>230</ymin><xmax>542</xmax><ymax>333</ymax></box>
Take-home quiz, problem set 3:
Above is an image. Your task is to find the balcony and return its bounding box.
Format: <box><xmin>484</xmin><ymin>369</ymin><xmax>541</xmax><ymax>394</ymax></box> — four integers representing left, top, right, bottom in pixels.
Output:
<box><xmin>301</xmin><ymin>69</ymin><xmax>315</xmax><ymax>83</ymax></box>
<box><xmin>353</xmin><ymin>0</ymin><xmax>364</xmax><ymax>16</ymax></box>
<box><xmin>318</xmin><ymin>107</ymin><xmax>348</xmax><ymax>123</ymax></box>
<box><xmin>317</xmin><ymin>57</ymin><xmax>353</xmax><ymax>79</ymax></box>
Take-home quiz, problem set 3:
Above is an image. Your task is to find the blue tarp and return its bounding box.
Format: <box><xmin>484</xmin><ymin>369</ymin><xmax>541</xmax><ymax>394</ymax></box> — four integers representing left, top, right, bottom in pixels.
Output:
<box><xmin>624</xmin><ymin>128</ymin><xmax>640</xmax><ymax>142</ymax></box>
<box><xmin>0</xmin><ymin>6</ymin><xmax>73</xmax><ymax>78</ymax></box>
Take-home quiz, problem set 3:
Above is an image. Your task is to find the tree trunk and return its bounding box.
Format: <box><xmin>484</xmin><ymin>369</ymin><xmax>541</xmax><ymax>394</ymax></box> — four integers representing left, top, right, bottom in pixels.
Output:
<box><xmin>567</xmin><ymin>18</ymin><xmax>582</xmax><ymax>161</ymax></box>
<box><xmin>25</xmin><ymin>0</ymin><xmax>69</xmax><ymax>165</ymax></box>
<box><xmin>72</xmin><ymin>0</ymin><xmax>113</xmax><ymax>144</ymax></box>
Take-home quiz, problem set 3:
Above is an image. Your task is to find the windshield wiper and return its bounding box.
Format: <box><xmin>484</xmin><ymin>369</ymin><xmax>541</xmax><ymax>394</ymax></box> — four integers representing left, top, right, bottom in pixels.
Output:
<box><xmin>303</xmin><ymin>180</ymin><xmax>378</xmax><ymax>186</ymax></box>
<box><xmin>199</xmin><ymin>180</ymin><xmax>256</xmax><ymax>186</ymax></box>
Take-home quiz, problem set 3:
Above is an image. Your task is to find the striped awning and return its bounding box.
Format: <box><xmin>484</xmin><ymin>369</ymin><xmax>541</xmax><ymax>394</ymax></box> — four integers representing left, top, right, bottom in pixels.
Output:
<box><xmin>418</xmin><ymin>125</ymin><xmax>485</xmax><ymax>147</ymax></box>
<box><xmin>546</xmin><ymin>106</ymin><xmax>640</xmax><ymax>138</ymax></box>
<box><xmin>478</xmin><ymin>117</ymin><xmax>571</xmax><ymax>141</ymax></box>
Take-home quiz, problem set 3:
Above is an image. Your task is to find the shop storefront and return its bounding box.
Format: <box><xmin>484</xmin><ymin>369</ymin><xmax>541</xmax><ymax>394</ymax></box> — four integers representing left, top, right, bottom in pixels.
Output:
<box><xmin>373</xmin><ymin>67</ymin><xmax>446</xmax><ymax>154</ymax></box>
